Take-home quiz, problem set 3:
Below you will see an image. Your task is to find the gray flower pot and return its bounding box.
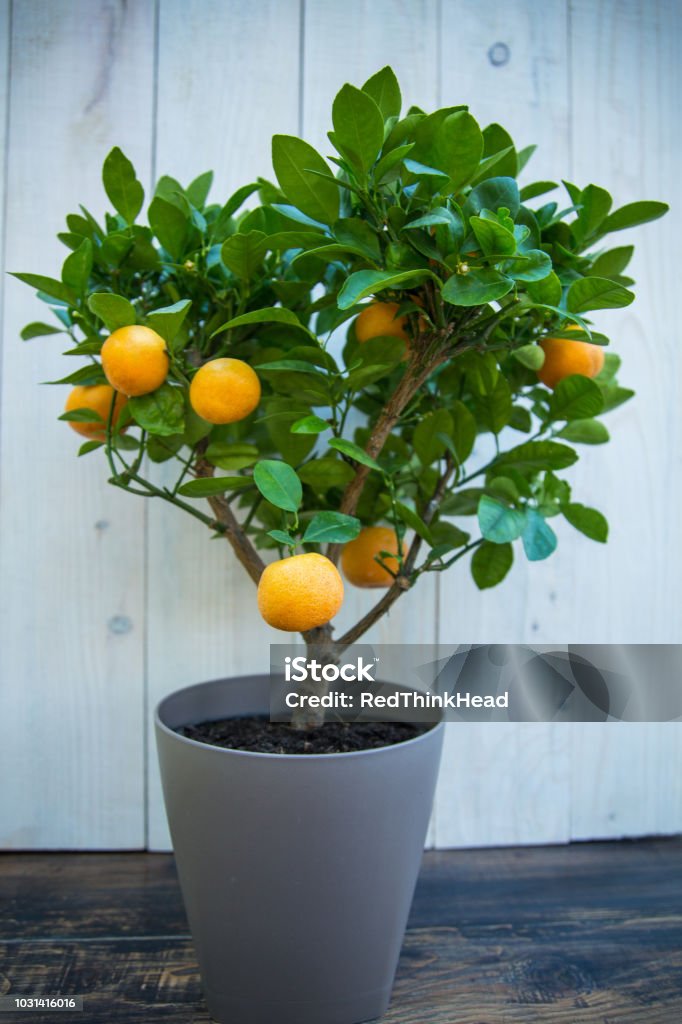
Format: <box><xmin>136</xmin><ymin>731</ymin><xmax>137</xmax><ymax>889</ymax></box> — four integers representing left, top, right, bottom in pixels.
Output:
<box><xmin>155</xmin><ymin>674</ymin><xmax>444</xmax><ymax>1024</ymax></box>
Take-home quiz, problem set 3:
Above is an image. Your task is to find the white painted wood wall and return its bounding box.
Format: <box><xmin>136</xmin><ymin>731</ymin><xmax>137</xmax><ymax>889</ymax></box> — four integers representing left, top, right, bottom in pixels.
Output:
<box><xmin>0</xmin><ymin>0</ymin><xmax>680</xmax><ymax>850</ymax></box>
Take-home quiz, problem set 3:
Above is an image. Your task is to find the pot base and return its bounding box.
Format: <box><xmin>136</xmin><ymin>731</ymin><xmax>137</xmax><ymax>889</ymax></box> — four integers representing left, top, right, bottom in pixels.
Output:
<box><xmin>204</xmin><ymin>986</ymin><xmax>391</xmax><ymax>1024</ymax></box>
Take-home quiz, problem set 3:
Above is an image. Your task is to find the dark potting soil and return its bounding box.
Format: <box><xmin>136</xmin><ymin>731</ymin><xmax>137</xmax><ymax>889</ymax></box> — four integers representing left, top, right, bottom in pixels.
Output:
<box><xmin>177</xmin><ymin>716</ymin><xmax>431</xmax><ymax>754</ymax></box>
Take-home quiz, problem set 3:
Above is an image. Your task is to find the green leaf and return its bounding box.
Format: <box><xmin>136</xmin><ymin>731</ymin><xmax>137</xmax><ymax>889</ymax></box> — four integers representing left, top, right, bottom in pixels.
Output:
<box><xmin>333</xmin><ymin>218</ymin><xmax>381</xmax><ymax>260</ymax></box>
<box><xmin>474</xmin><ymin>375</ymin><xmax>513</xmax><ymax>434</ymax></box>
<box><xmin>221</xmin><ymin>231</ymin><xmax>267</xmax><ymax>279</ymax></box>
<box><xmin>374</xmin><ymin>143</ymin><xmax>415</xmax><ymax>184</ymax></box>
<box><xmin>495</xmin><ymin>440</ymin><xmax>579</xmax><ymax>471</ymax></box>
<box><xmin>598</xmin><ymin>382</ymin><xmax>635</xmax><ymax>412</ymax></box>
<box><xmin>403</xmin><ymin>158</ymin><xmax>449</xmax><ymax>179</ymax></box>
<box><xmin>519</xmin><ymin>181</ymin><xmax>558</xmax><ymax>201</ymax></box>
<box><xmin>573</xmin><ymin>184</ymin><xmax>612</xmax><ymax>241</ymax></box>
<box><xmin>302</xmin><ymin>511</ymin><xmax>362</xmax><ymax>544</ymax></box>
<box><xmin>525</xmin><ymin>270</ymin><xmax>562</xmax><ymax>306</ymax></box>
<box><xmin>508</xmin><ymin>249</ymin><xmax>553</xmax><ymax>282</ymax></box>
<box><xmin>291</xmin><ymin>414</ymin><xmax>330</xmax><ymax>434</ymax></box>
<box><xmin>470</xmin><ymin>215</ymin><xmax>517</xmax><ymax>256</ymax></box>
<box><xmin>62</xmin><ymin>238</ymin><xmax>93</xmax><ymax>293</ymax></box>
<box><xmin>558</xmin><ymin>418</ymin><xmax>610</xmax><ymax>444</ymax></box>
<box><xmin>332</xmin><ymin>83</ymin><xmax>384</xmax><ymax>174</ymax></box>
<box><xmin>549</xmin><ymin>375</ymin><xmax>604</xmax><ymax>421</ymax></box>
<box><xmin>102</xmin><ymin>147</ymin><xmax>144</xmax><ymax>224</ymax></box>
<box><xmin>49</xmin><ymin>364</ymin><xmax>107</xmax><ymax>386</ymax></box>
<box><xmin>178</xmin><ymin>477</ymin><xmax>254</xmax><ymax>498</ymax></box>
<box><xmin>129</xmin><ymin>384</ymin><xmax>185</xmax><ymax>436</ymax></box>
<box><xmin>186</xmin><ymin>170</ymin><xmax>213</xmax><ymax>208</ymax></box>
<box><xmin>253</xmin><ymin>459</ymin><xmax>302</xmax><ymax>512</ymax></box>
<box><xmin>78</xmin><ymin>440</ymin><xmax>103</xmax><ymax>456</ymax></box>
<box><xmin>513</xmin><ymin>344</ymin><xmax>545</xmax><ymax>370</ymax></box>
<box><xmin>272</xmin><ymin>135</ymin><xmax>340</xmax><ymax>226</ymax></box>
<box><xmin>147</xmin><ymin>434</ymin><xmax>184</xmax><ymax>463</ymax></box>
<box><xmin>563</xmin><ymin>503</ymin><xmax>608</xmax><ymax>542</ymax></box>
<box><xmin>522</xmin><ymin>510</ymin><xmax>558</xmax><ymax>561</ymax></box>
<box><xmin>478</xmin><ymin>495</ymin><xmax>526</xmax><ymax>543</ymax></box>
<box><xmin>589</xmin><ymin>246</ymin><xmax>634</xmax><ymax>278</ymax></box>
<box><xmin>20</xmin><ymin>322</ymin><xmax>64</xmax><ymax>340</ymax></box>
<box><xmin>567</xmin><ymin>275</ymin><xmax>634</xmax><ymax>313</ymax></box>
<box><xmin>219</xmin><ymin>182</ymin><xmax>261</xmax><ymax>221</ymax></box>
<box><xmin>442</xmin><ymin>267</ymin><xmax>514</xmax><ymax>306</ymax></box>
<box><xmin>264</xmin><ymin>402</ymin><xmax>317</xmax><ymax>465</ymax></box>
<box><xmin>329</xmin><ymin>437</ymin><xmax>383</xmax><ymax>472</ymax></box>
<box><xmin>147</xmin><ymin>300</ymin><xmax>191</xmax><ymax>345</ymax></box>
<box><xmin>268</xmin><ymin>529</ymin><xmax>297</xmax><ymax>548</ymax></box>
<box><xmin>265</xmin><ymin>229</ymin><xmax>329</xmax><ymax>251</ymax></box>
<box><xmin>479</xmin><ymin>123</ymin><xmax>517</xmax><ymax>179</ymax></box>
<box><xmin>412</xmin><ymin>110</ymin><xmax>484</xmax><ymax>190</ymax></box>
<box><xmin>414</xmin><ymin>409</ymin><xmax>453</xmax><ymax>465</ymax></box>
<box><xmin>88</xmin><ymin>292</ymin><xmax>136</xmax><ymax>331</ymax></box>
<box><xmin>450</xmin><ymin>400</ymin><xmax>477</xmax><ymax>462</ymax></box>
<box><xmin>298</xmin><ymin>458</ymin><xmax>355</xmax><ymax>492</ymax></box>
<box><xmin>600</xmin><ymin>200</ymin><xmax>668</xmax><ymax>234</ymax></box>
<box><xmin>211</xmin><ymin>306</ymin><xmax>313</xmax><ymax>339</ymax></box>
<box><xmin>337</xmin><ymin>268</ymin><xmax>432</xmax><ymax>309</ymax></box>
<box><xmin>204</xmin><ymin>442</ymin><xmax>259</xmax><ymax>471</ymax></box>
<box><xmin>148</xmin><ymin>195</ymin><xmax>188</xmax><ymax>259</ymax></box>
<box><xmin>11</xmin><ymin>272</ymin><xmax>75</xmax><ymax>304</ymax></box>
<box><xmin>463</xmin><ymin>177</ymin><xmax>520</xmax><ymax>220</ymax></box>
<box><xmin>361</xmin><ymin>65</ymin><xmax>401</xmax><ymax>121</ymax></box>
<box><xmin>59</xmin><ymin>408</ymin><xmax>104</xmax><ymax>424</ymax></box>
<box><xmin>471</xmin><ymin>541</ymin><xmax>513</xmax><ymax>589</ymax></box>
<box><xmin>429</xmin><ymin>520</ymin><xmax>470</xmax><ymax>552</ymax></box>
<box><xmin>440</xmin><ymin>487</ymin><xmax>485</xmax><ymax>516</ymax></box>
<box><xmin>395</xmin><ymin>501</ymin><xmax>433</xmax><ymax>544</ymax></box>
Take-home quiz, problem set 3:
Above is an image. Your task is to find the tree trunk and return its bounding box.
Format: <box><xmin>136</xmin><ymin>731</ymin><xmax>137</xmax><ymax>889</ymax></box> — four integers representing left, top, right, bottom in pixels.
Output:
<box><xmin>289</xmin><ymin>625</ymin><xmax>340</xmax><ymax>731</ymax></box>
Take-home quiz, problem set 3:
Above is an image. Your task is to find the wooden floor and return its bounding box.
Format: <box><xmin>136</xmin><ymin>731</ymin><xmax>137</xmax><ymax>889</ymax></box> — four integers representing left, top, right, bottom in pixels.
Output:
<box><xmin>1</xmin><ymin>838</ymin><xmax>681</xmax><ymax>1022</ymax></box>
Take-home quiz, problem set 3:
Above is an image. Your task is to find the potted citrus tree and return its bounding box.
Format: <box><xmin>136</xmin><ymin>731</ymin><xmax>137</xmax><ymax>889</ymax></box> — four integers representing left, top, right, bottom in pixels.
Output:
<box><xmin>17</xmin><ymin>66</ymin><xmax>666</xmax><ymax>1024</ymax></box>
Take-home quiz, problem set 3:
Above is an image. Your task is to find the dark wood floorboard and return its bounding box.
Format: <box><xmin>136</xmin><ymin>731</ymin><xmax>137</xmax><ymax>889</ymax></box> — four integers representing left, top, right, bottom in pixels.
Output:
<box><xmin>0</xmin><ymin>838</ymin><xmax>680</xmax><ymax>1022</ymax></box>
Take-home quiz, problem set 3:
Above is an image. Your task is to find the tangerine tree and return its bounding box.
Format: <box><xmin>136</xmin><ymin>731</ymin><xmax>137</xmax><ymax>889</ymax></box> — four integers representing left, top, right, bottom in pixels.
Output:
<box><xmin>17</xmin><ymin>66</ymin><xmax>667</xmax><ymax>728</ymax></box>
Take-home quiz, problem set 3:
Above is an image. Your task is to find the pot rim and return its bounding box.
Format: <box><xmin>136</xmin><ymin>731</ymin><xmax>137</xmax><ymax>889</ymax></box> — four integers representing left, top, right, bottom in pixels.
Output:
<box><xmin>155</xmin><ymin>674</ymin><xmax>445</xmax><ymax>762</ymax></box>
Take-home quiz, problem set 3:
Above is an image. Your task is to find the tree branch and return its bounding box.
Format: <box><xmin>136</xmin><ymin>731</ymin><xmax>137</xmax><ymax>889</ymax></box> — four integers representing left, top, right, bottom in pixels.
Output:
<box><xmin>327</xmin><ymin>346</ymin><xmax>449</xmax><ymax>564</ymax></box>
<box><xmin>195</xmin><ymin>459</ymin><xmax>266</xmax><ymax>585</ymax></box>
<box><xmin>336</xmin><ymin>453</ymin><xmax>456</xmax><ymax>649</ymax></box>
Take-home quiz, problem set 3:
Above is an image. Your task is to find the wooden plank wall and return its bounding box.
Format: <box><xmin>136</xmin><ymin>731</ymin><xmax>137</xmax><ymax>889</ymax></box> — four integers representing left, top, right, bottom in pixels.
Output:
<box><xmin>0</xmin><ymin>0</ymin><xmax>679</xmax><ymax>850</ymax></box>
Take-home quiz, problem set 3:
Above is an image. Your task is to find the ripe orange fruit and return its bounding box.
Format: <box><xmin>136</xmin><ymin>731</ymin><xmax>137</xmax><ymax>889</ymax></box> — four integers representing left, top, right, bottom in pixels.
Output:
<box><xmin>537</xmin><ymin>328</ymin><xmax>605</xmax><ymax>390</ymax></box>
<box><xmin>257</xmin><ymin>553</ymin><xmax>344</xmax><ymax>632</ymax></box>
<box><xmin>64</xmin><ymin>384</ymin><xmax>126</xmax><ymax>440</ymax></box>
<box><xmin>189</xmin><ymin>358</ymin><xmax>261</xmax><ymax>424</ymax></box>
<box><xmin>101</xmin><ymin>325</ymin><xmax>169</xmax><ymax>397</ymax></box>
<box><xmin>355</xmin><ymin>301</ymin><xmax>410</xmax><ymax>344</ymax></box>
<box><xmin>341</xmin><ymin>526</ymin><xmax>401</xmax><ymax>588</ymax></box>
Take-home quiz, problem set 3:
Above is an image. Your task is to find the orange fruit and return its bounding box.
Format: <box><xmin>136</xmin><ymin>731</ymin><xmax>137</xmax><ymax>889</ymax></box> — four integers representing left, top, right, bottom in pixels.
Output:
<box><xmin>101</xmin><ymin>325</ymin><xmax>169</xmax><ymax>397</ymax></box>
<box><xmin>537</xmin><ymin>328</ymin><xmax>605</xmax><ymax>390</ymax></box>
<box><xmin>189</xmin><ymin>358</ymin><xmax>261</xmax><ymax>424</ymax></box>
<box><xmin>355</xmin><ymin>301</ymin><xmax>410</xmax><ymax>344</ymax></box>
<box><xmin>64</xmin><ymin>384</ymin><xmax>126</xmax><ymax>440</ymax></box>
<box><xmin>341</xmin><ymin>526</ymin><xmax>401</xmax><ymax>588</ymax></box>
<box><xmin>257</xmin><ymin>553</ymin><xmax>344</xmax><ymax>632</ymax></box>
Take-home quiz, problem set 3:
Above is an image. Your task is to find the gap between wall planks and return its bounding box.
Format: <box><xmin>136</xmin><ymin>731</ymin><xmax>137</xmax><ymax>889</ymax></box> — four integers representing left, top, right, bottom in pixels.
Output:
<box><xmin>0</xmin><ymin>0</ymin><xmax>679</xmax><ymax>851</ymax></box>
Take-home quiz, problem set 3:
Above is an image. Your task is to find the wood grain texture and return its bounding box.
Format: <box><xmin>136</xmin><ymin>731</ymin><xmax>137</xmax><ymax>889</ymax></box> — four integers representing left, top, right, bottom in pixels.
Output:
<box><xmin>567</xmin><ymin>0</ymin><xmax>682</xmax><ymax>840</ymax></box>
<box><xmin>435</xmin><ymin>1</ymin><xmax>573</xmax><ymax>849</ymax></box>
<box><xmin>146</xmin><ymin>0</ymin><xmax>302</xmax><ymax>850</ymax></box>
<box><xmin>0</xmin><ymin>0</ymin><xmax>155</xmax><ymax>849</ymax></box>
<box><xmin>1</xmin><ymin>840</ymin><xmax>680</xmax><ymax>1021</ymax></box>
